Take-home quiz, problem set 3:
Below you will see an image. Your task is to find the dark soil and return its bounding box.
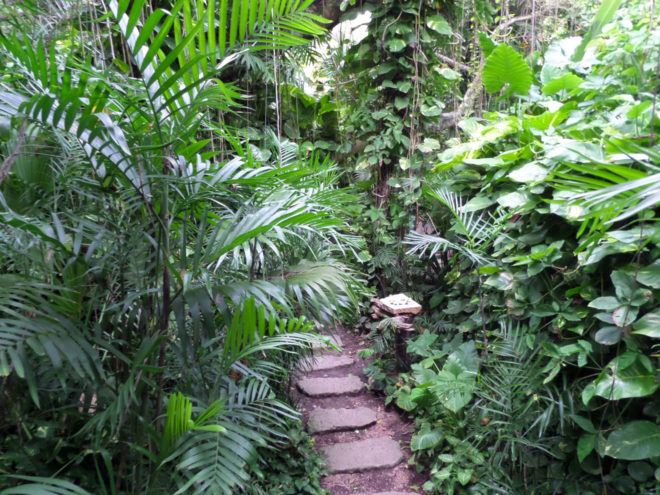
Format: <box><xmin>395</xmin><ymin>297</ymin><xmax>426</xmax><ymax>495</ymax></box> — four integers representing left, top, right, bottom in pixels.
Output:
<box><xmin>292</xmin><ymin>326</ymin><xmax>428</xmax><ymax>495</ymax></box>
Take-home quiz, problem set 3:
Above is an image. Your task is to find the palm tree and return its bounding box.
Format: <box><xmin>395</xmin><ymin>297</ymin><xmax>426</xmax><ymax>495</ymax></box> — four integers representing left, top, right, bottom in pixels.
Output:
<box><xmin>0</xmin><ymin>1</ymin><xmax>364</xmax><ymax>492</ymax></box>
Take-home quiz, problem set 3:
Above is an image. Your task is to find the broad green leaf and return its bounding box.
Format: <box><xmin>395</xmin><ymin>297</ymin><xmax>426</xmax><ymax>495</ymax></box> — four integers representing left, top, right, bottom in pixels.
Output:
<box><xmin>437</xmin><ymin>67</ymin><xmax>461</xmax><ymax>81</ymax></box>
<box><xmin>445</xmin><ymin>341</ymin><xmax>479</xmax><ymax>375</ymax></box>
<box><xmin>457</xmin><ymin>468</ymin><xmax>473</xmax><ymax>486</ymax></box>
<box><xmin>628</xmin><ymin>462</ymin><xmax>655</xmax><ymax>482</ymax></box>
<box><xmin>420</xmin><ymin>103</ymin><xmax>445</xmax><ymax>116</ymax></box>
<box><xmin>463</xmin><ymin>196</ymin><xmax>495</xmax><ymax>212</ymax></box>
<box><xmin>594</xmin><ymin>352</ymin><xmax>659</xmax><ymax>400</ymax></box>
<box><xmin>407</xmin><ymin>332</ymin><xmax>439</xmax><ymax>357</ymax></box>
<box><xmin>578</xmin><ymin>433</ymin><xmax>596</xmax><ymax>462</ymax></box>
<box><xmin>497</xmin><ymin>191</ymin><xmax>532</xmax><ymax>209</ymax></box>
<box><xmin>411</xmin><ymin>425</ymin><xmax>443</xmax><ymax>451</ymax></box>
<box><xmin>386</xmin><ymin>38</ymin><xmax>406</xmax><ymax>53</ymax></box>
<box><xmin>611</xmin><ymin>271</ymin><xmax>635</xmax><ymax>300</ymax></box>
<box><xmin>395</xmin><ymin>388</ymin><xmax>417</xmax><ymax>411</ymax></box>
<box><xmin>484</xmin><ymin>272</ymin><xmax>514</xmax><ymax>290</ymax></box>
<box><xmin>482</xmin><ymin>44</ymin><xmax>532</xmax><ymax>96</ymax></box>
<box><xmin>418</xmin><ymin>138</ymin><xmax>441</xmax><ymax>153</ymax></box>
<box><xmin>394</xmin><ymin>95</ymin><xmax>408</xmax><ymax>110</ymax></box>
<box><xmin>430</xmin><ymin>370</ymin><xmax>475</xmax><ymax>413</ymax></box>
<box><xmin>637</xmin><ymin>262</ymin><xmax>660</xmax><ymax>288</ymax></box>
<box><xmin>612</xmin><ymin>306</ymin><xmax>637</xmax><ymax>327</ymax></box>
<box><xmin>594</xmin><ymin>326</ymin><xmax>622</xmax><ymax>345</ymax></box>
<box><xmin>542</xmin><ymin>73</ymin><xmax>584</xmax><ymax>95</ymax></box>
<box><xmin>604</xmin><ymin>421</ymin><xmax>660</xmax><ymax>460</ymax></box>
<box><xmin>571</xmin><ymin>414</ymin><xmax>596</xmax><ymax>433</ymax></box>
<box><xmin>508</xmin><ymin>162</ymin><xmax>548</xmax><ymax>183</ymax></box>
<box><xmin>633</xmin><ymin>310</ymin><xmax>660</xmax><ymax>338</ymax></box>
<box><xmin>588</xmin><ymin>296</ymin><xmax>619</xmax><ymax>310</ymax></box>
<box><xmin>426</xmin><ymin>15</ymin><xmax>452</xmax><ymax>35</ymax></box>
<box><xmin>478</xmin><ymin>31</ymin><xmax>496</xmax><ymax>58</ymax></box>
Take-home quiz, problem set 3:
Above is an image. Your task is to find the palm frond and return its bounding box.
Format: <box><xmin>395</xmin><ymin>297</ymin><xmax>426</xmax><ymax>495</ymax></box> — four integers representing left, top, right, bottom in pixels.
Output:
<box><xmin>0</xmin><ymin>475</ymin><xmax>93</xmax><ymax>495</ymax></box>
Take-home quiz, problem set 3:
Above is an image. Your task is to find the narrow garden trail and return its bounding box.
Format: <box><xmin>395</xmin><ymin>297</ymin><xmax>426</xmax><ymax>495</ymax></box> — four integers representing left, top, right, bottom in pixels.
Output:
<box><xmin>294</xmin><ymin>327</ymin><xmax>426</xmax><ymax>495</ymax></box>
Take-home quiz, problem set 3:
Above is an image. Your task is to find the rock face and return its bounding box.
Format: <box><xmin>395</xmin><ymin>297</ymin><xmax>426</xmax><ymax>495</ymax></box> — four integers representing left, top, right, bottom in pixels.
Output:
<box><xmin>307</xmin><ymin>407</ymin><xmax>377</xmax><ymax>434</ymax></box>
<box><xmin>320</xmin><ymin>437</ymin><xmax>404</xmax><ymax>474</ymax></box>
<box><xmin>296</xmin><ymin>376</ymin><xmax>364</xmax><ymax>397</ymax></box>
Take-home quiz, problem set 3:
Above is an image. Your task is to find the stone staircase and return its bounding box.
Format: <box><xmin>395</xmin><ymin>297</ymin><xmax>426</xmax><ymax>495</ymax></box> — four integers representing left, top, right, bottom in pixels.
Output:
<box><xmin>296</xmin><ymin>331</ymin><xmax>421</xmax><ymax>495</ymax></box>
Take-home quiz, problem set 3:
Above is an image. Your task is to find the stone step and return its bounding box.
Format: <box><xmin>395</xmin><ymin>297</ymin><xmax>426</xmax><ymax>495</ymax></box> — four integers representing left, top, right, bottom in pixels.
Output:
<box><xmin>305</xmin><ymin>354</ymin><xmax>355</xmax><ymax>372</ymax></box>
<box><xmin>307</xmin><ymin>406</ymin><xmax>377</xmax><ymax>434</ymax></box>
<box><xmin>321</xmin><ymin>437</ymin><xmax>404</xmax><ymax>474</ymax></box>
<box><xmin>297</xmin><ymin>376</ymin><xmax>363</xmax><ymax>397</ymax></box>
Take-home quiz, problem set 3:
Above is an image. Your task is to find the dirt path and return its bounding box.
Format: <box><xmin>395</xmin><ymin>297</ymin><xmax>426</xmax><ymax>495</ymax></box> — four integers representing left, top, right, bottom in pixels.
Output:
<box><xmin>293</xmin><ymin>327</ymin><xmax>427</xmax><ymax>495</ymax></box>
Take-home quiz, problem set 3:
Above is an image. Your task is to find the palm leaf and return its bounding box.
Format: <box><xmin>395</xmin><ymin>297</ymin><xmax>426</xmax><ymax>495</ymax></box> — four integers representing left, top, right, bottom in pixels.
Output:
<box><xmin>0</xmin><ymin>476</ymin><xmax>93</xmax><ymax>495</ymax></box>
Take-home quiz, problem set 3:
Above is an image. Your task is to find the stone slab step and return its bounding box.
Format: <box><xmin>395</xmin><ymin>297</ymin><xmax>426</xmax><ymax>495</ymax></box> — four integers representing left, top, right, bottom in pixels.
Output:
<box><xmin>297</xmin><ymin>376</ymin><xmax>363</xmax><ymax>397</ymax></box>
<box><xmin>305</xmin><ymin>355</ymin><xmax>355</xmax><ymax>372</ymax></box>
<box><xmin>321</xmin><ymin>437</ymin><xmax>403</xmax><ymax>474</ymax></box>
<box><xmin>308</xmin><ymin>406</ymin><xmax>377</xmax><ymax>434</ymax></box>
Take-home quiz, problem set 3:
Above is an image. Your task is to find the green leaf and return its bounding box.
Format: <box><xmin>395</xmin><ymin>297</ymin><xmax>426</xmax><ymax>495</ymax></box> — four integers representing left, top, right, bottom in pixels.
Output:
<box><xmin>482</xmin><ymin>44</ymin><xmax>532</xmax><ymax>96</ymax></box>
<box><xmin>418</xmin><ymin>138</ymin><xmax>441</xmax><ymax>153</ymax></box>
<box><xmin>407</xmin><ymin>332</ymin><xmax>439</xmax><ymax>357</ymax></box>
<box><xmin>611</xmin><ymin>271</ymin><xmax>635</xmax><ymax>300</ymax></box>
<box><xmin>573</xmin><ymin>0</ymin><xmax>623</xmax><ymax>62</ymax></box>
<box><xmin>394</xmin><ymin>389</ymin><xmax>417</xmax><ymax>411</ymax></box>
<box><xmin>456</xmin><ymin>468</ymin><xmax>473</xmax><ymax>486</ymax></box>
<box><xmin>386</xmin><ymin>38</ymin><xmax>406</xmax><ymax>53</ymax></box>
<box><xmin>571</xmin><ymin>414</ymin><xmax>597</xmax><ymax>434</ymax></box>
<box><xmin>542</xmin><ymin>73</ymin><xmax>584</xmax><ymax>95</ymax></box>
<box><xmin>394</xmin><ymin>95</ymin><xmax>408</xmax><ymax>110</ymax></box>
<box><xmin>637</xmin><ymin>262</ymin><xmax>660</xmax><ymax>288</ymax></box>
<box><xmin>633</xmin><ymin>310</ymin><xmax>660</xmax><ymax>338</ymax></box>
<box><xmin>577</xmin><ymin>434</ymin><xmax>596</xmax><ymax>463</ymax></box>
<box><xmin>628</xmin><ymin>461</ymin><xmax>654</xmax><ymax>482</ymax></box>
<box><xmin>397</xmin><ymin>81</ymin><xmax>412</xmax><ymax>93</ymax></box>
<box><xmin>484</xmin><ymin>272</ymin><xmax>514</xmax><ymax>290</ymax></box>
<box><xmin>604</xmin><ymin>421</ymin><xmax>660</xmax><ymax>460</ymax></box>
<box><xmin>437</xmin><ymin>67</ymin><xmax>461</xmax><ymax>81</ymax></box>
<box><xmin>411</xmin><ymin>425</ymin><xmax>443</xmax><ymax>451</ymax></box>
<box><xmin>612</xmin><ymin>306</ymin><xmax>637</xmax><ymax>327</ymax></box>
<box><xmin>0</xmin><ymin>476</ymin><xmax>94</xmax><ymax>494</ymax></box>
<box><xmin>588</xmin><ymin>296</ymin><xmax>619</xmax><ymax>310</ymax></box>
<box><xmin>463</xmin><ymin>196</ymin><xmax>495</xmax><ymax>212</ymax></box>
<box><xmin>594</xmin><ymin>326</ymin><xmax>622</xmax><ymax>345</ymax></box>
<box><xmin>508</xmin><ymin>162</ymin><xmax>548</xmax><ymax>183</ymax></box>
<box><xmin>478</xmin><ymin>32</ymin><xmax>496</xmax><ymax>58</ymax></box>
<box><xmin>497</xmin><ymin>191</ymin><xmax>532</xmax><ymax>209</ymax></box>
<box><xmin>594</xmin><ymin>352</ymin><xmax>659</xmax><ymax>400</ymax></box>
<box><xmin>426</xmin><ymin>15</ymin><xmax>452</xmax><ymax>35</ymax></box>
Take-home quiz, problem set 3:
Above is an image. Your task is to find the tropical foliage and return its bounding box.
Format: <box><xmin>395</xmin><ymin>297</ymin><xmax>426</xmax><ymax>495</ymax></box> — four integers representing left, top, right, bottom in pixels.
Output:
<box><xmin>0</xmin><ymin>0</ymin><xmax>361</xmax><ymax>493</ymax></box>
<box><xmin>364</xmin><ymin>1</ymin><xmax>660</xmax><ymax>493</ymax></box>
<box><xmin>1</xmin><ymin>0</ymin><xmax>659</xmax><ymax>493</ymax></box>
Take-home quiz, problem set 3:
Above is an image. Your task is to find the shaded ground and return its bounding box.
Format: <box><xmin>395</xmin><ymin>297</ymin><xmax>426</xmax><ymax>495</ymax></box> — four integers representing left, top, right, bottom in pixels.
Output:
<box><xmin>292</xmin><ymin>327</ymin><xmax>427</xmax><ymax>495</ymax></box>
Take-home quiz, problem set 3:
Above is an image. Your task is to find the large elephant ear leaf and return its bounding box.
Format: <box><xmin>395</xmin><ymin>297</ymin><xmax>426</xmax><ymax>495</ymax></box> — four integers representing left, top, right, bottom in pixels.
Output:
<box><xmin>482</xmin><ymin>44</ymin><xmax>533</xmax><ymax>96</ymax></box>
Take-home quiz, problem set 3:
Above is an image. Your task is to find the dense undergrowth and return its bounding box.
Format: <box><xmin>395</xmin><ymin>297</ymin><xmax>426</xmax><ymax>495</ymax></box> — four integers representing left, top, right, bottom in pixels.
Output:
<box><xmin>357</xmin><ymin>1</ymin><xmax>660</xmax><ymax>493</ymax></box>
<box><xmin>0</xmin><ymin>0</ymin><xmax>658</xmax><ymax>493</ymax></box>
